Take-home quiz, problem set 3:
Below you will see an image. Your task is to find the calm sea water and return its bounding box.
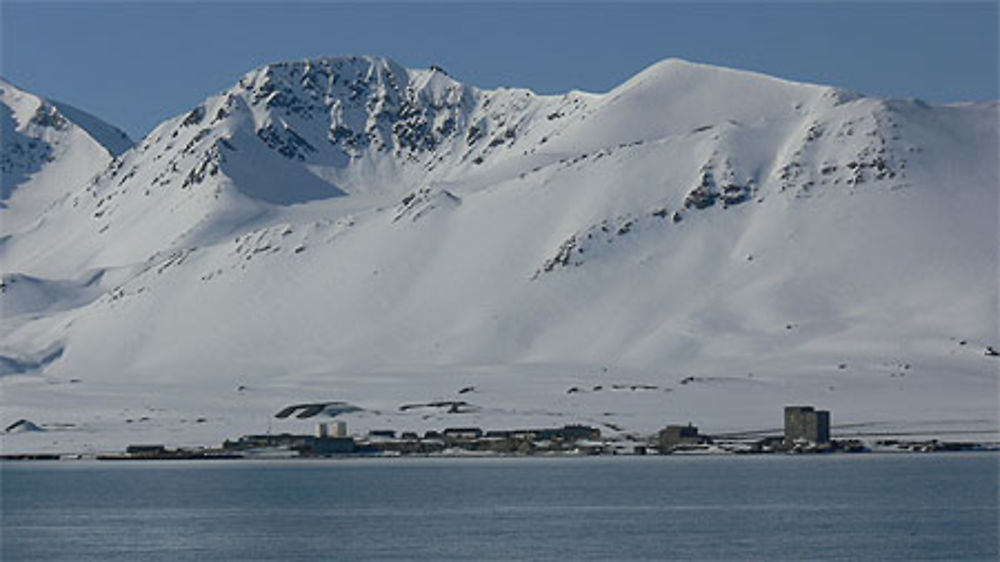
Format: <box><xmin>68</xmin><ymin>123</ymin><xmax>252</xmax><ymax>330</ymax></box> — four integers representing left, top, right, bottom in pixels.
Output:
<box><xmin>2</xmin><ymin>454</ymin><xmax>997</xmax><ymax>561</ymax></box>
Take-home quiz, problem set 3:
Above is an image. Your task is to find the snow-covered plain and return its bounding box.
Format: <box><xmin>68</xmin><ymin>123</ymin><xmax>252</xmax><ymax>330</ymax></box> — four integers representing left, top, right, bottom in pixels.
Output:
<box><xmin>1</xmin><ymin>57</ymin><xmax>997</xmax><ymax>454</ymax></box>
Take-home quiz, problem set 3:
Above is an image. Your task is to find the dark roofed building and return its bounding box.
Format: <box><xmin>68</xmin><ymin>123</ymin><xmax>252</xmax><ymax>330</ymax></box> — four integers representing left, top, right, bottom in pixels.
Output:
<box><xmin>307</xmin><ymin>437</ymin><xmax>356</xmax><ymax>456</ymax></box>
<box><xmin>531</xmin><ymin>425</ymin><xmax>601</xmax><ymax>442</ymax></box>
<box><xmin>125</xmin><ymin>444</ymin><xmax>168</xmax><ymax>457</ymax></box>
<box><xmin>658</xmin><ymin>423</ymin><xmax>710</xmax><ymax>452</ymax></box>
<box><xmin>222</xmin><ymin>433</ymin><xmax>356</xmax><ymax>456</ymax></box>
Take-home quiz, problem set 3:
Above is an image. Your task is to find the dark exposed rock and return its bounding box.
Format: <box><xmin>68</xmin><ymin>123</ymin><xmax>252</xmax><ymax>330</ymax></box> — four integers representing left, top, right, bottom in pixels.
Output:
<box><xmin>4</xmin><ymin>419</ymin><xmax>44</xmax><ymax>433</ymax></box>
<box><xmin>29</xmin><ymin>104</ymin><xmax>69</xmax><ymax>130</ymax></box>
<box><xmin>181</xmin><ymin>105</ymin><xmax>206</xmax><ymax>127</ymax></box>
<box><xmin>256</xmin><ymin>123</ymin><xmax>316</xmax><ymax>161</ymax></box>
<box><xmin>684</xmin><ymin>179</ymin><xmax>718</xmax><ymax>209</ymax></box>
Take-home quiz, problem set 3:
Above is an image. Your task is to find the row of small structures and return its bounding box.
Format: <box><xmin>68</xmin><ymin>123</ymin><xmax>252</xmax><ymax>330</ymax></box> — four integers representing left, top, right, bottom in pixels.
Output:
<box><xmin>91</xmin><ymin>404</ymin><xmax>989</xmax><ymax>461</ymax></box>
<box><xmin>6</xmin><ymin>404</ymin><xmax>990</xmax><ymax>461</ymax></box>
<box><xmin>110</xmin><ymin>405</ymin><xmax>841</xmax><ymax>459</ymax></box>
<box><xmin>222</xmin><ymin>424</ymin><xmax>605</xmax><ymax>457</ymax></box>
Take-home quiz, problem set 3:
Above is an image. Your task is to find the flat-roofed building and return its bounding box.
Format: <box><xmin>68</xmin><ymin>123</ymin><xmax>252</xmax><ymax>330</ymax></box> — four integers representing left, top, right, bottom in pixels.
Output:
<box><xmin>784</xmin><ymin>406</ymin><xmax>830</xmax><ymax>444</ymax></box>
<box><xmin>658</xmin><ymin>423</ymin><xmax>709</xmax><ymax>452</ymax></box>
<box><xmin>442</xmin><ymin>427</ymin><xmax>483</xmax><ymax>441</ymax></box>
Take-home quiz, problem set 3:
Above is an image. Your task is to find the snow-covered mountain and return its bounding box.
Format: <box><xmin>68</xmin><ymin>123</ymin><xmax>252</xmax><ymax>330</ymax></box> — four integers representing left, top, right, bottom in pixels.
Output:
<box><xmin>1</xmin><ymin>77</ymin><xmax>132</xmax><ymax>234</ymax></box>
<box><xmin>1</xmin><ymin>57</ymin><xmax>996</xmax><ymax>453</ymax></box>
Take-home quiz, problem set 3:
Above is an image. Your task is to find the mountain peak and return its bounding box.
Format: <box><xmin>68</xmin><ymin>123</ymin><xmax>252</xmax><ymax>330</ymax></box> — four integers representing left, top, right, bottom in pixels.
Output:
<box><xmin>1</xmin><ymin>76</ymin><xmax>133</xmax><ymax>156</ymax></box>
<box><xmin>1</xmin><ymin>77</ymin><xmax>133</xmax><ymax>230</ymax></box>
<box><xmin>239</xmin><ymin>55</ymin><xmax>408</xmax><ymax>93</ymax></box>
<box><xmin>623</xmin><ymin>57</ymin><xmax>829</xmax><ymax>94</ymax></box>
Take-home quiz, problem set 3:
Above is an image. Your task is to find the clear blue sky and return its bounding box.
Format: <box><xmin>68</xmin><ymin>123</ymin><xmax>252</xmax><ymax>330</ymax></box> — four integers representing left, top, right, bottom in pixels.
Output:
<box><xmin>2</xmin><ymin>1</ymin><xmax>997</xmax><ymax>140</ymax></box>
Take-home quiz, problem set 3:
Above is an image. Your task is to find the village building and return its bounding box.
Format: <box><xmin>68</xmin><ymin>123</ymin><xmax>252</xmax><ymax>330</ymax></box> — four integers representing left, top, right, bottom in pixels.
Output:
<box><xmin>510</xmin><ymin>429</ymin><xmax>538</xmax><ymax>440</ymax></box>
<box><xmin>315</xmin><ymin>421</ymin><xmax>348</xmax><ymax>438</ymax></box>
<box><xmin>222</xmin><ymin>433</ymin><xmax>356</xmax><ymax>456</ymax></box>
<box><xmin>307</xmin><ymin>437</ymin><xmax>356</xmax><ymax>456</ymax></box>
<box><xmin>484</xmin><ymin>430</ymin><xmax>513</xmax><ymax>439</ymax></box>
<box><xmin>331</xmin><ymin>421</ymin><xmax>348</xmax><ymax>437</ymax></box>
<box><xmin>532</xmin><ymin>425</ymin><xmax>601</xmax><ymax>442</ymax></box>
<box><xmin>442</xmin><ymin>427</ymin><xmax>484</xmax><ymax>441</ymax></box>
<box><xmin>224</xmin><ymin>433</ymin><xmax>314</xmax><ymax>450</ymax></box>
<box><xmin>658</xmin><ymin>423</ymin><xmax>710</xmax><ymax>452</ymax></box>
<box><xmin>784</xmin><ymin>406</ymin><xmax>830</xmax><ymax>445</ymax></box>
<box><xmin>125</xmin><ymin>444</ymin><xmax>169</xmax><ymax>457</ymax></box>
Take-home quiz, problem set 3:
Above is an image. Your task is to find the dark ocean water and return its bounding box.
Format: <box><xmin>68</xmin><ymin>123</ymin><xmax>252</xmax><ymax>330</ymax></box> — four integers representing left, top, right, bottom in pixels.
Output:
<box><xmin>2</xmin><ymin>453</ymin><xmax>997</xmax><ymax>561</ymax></box>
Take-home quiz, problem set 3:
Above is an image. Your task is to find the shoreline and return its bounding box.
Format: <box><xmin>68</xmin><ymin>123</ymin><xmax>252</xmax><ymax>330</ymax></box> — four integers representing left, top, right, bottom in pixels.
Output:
<box><xmin>3</xmin><ymin>443</ymin><xmax>997</xmax><ymax>462</ymax></box>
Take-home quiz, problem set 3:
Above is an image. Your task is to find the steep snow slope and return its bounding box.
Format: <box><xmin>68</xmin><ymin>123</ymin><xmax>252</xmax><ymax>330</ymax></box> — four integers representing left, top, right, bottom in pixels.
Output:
<box><xmin>1</xmin><ymin>58</ymin><xmax>996</xmax><ymax>453</ymax></box>
<box><xmin>1</xmin><ymin>78</ymin><xmax>132</xmax><ymax>234</ymax></box>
